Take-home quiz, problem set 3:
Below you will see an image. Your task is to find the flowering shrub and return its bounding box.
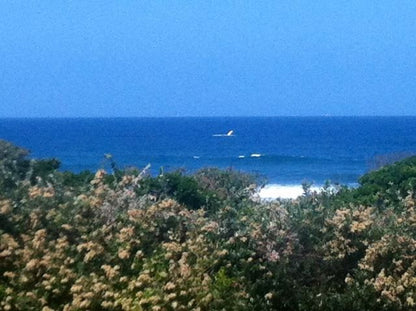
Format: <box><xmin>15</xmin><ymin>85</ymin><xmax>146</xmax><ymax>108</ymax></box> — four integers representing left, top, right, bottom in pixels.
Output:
<box><xmin>0</xmin><ymin>141</ymin><xmax>416</xmax><ymax>310</ymax></box>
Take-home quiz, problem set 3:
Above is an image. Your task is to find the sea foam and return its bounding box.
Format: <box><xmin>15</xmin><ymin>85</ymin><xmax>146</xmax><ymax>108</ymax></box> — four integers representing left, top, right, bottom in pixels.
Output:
<box><xmin>258</xmin><ymin>184</ymin><xmax>321</xmax><ymax>199</ymax></box>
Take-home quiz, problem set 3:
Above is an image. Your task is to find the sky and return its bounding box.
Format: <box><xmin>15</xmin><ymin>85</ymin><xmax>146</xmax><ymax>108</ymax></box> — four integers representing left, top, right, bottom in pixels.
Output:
<box><xmin>1</xmin><ymin>1</ymin><xmax>416</xmax><ymax>117</ymax></box>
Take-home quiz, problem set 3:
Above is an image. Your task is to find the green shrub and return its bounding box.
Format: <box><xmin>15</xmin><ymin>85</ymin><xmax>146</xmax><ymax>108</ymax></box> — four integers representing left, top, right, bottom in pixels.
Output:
<box><xmin>1</xmin><ymin>140</ymin><xmax>416</xmax><ymax>311</ymax></box>
<box><xmin>354</xmin><ymin>156</ymin><xmax>416</xmax><ymax>204</ymax></box>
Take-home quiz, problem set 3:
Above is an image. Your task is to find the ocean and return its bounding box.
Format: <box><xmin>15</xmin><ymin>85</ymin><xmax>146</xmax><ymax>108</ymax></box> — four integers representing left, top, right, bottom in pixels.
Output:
<box><xmin>1</xmin><ymin>117</ymin><xmax>416</xmax><ymax>197</ymax></box>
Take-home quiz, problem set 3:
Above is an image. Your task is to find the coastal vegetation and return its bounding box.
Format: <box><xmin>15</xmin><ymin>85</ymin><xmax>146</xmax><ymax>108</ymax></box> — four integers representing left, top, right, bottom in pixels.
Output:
<box><xmin>0</xmin><ymin>139</ymin><xmax>415</xmax><ymax>310</ymax></box>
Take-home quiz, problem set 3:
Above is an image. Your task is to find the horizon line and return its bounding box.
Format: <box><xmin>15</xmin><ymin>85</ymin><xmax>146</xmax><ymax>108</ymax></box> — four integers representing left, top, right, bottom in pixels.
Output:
<box><xmin>1</xmin><ymin>115</ymin><xmax>416</xmax><ymax>119</ymax></box>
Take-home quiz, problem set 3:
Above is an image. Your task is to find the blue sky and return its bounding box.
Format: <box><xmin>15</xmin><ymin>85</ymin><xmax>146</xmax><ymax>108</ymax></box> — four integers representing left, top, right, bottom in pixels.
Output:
<box><xmin>1</xmin><ymin>1</ymin><xmax>416</xmax><ymax>117</ymax></box>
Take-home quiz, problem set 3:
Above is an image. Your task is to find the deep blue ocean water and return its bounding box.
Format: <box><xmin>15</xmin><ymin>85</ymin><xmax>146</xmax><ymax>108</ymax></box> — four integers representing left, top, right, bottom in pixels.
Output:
<box><xmin>1</xmin><ymin>117</ymin><xmax>416</xmax><ymax>185</ymax></box>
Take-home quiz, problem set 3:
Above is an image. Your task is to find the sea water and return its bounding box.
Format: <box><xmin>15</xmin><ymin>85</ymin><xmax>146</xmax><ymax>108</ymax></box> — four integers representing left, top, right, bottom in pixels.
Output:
<box><xmin>1</xmin><ymin>117</ymin><xmax>416</xmax><ymax>198</ymax></box>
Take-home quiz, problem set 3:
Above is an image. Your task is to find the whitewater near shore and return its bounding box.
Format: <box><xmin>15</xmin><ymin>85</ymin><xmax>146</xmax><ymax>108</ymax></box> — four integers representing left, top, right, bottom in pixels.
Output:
<box><xmin>258</xmin><ymin>184</ymin><xmax>323</xmax><ymax>199</ymax></box>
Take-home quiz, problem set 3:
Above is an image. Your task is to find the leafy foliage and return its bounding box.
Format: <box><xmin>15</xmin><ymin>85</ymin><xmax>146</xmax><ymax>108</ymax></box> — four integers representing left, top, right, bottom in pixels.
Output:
<box><xmin>1</xmin><ymin>140</ymin><xmax>416</xmax><ymax>310</ymax></box>
<box><xmin>344</xmin><ymin>156</ymin><xmax>416</xmax><ymax>205</ymax></box>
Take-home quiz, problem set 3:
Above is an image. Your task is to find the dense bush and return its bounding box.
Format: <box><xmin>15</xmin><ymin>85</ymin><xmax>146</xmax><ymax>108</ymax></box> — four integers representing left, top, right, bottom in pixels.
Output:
<box><xmin>0</xmin><ymin>140</ymin><xmax>415</xmax><ymax>310</ymax></box>
<box><xmin>358</xmin><ymin>156</ymin><xmax>416</xmax><ymax>198</ymax></box>
<box><xmin>0</xmin><ymin>140</ymin><xmax>30</xmax><ymax>193</ymax></box>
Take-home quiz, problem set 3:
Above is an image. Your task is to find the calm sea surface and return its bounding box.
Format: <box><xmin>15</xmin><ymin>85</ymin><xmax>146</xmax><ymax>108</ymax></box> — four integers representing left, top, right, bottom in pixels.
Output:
<box><xmin>1</xmin><ymin>117</ymin><xmax>416</xmax><ymax>185</ymax></box>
